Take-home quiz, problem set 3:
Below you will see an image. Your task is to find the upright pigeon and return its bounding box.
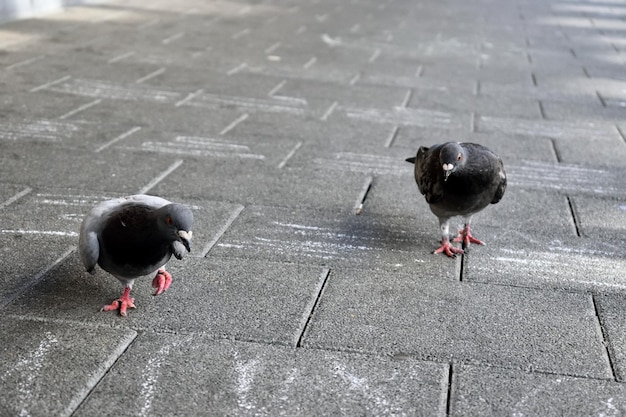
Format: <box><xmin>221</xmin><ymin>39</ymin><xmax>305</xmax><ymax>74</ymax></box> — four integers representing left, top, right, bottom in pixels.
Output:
<box><xmin>406</xmin><ymin>142</ymin><xmax>506</xmax><ymax>257</ymax></box>
<box><xmin>79</xmin><ymin>194</ymin><xmax>194</xmax><ymax>316</ymax></box>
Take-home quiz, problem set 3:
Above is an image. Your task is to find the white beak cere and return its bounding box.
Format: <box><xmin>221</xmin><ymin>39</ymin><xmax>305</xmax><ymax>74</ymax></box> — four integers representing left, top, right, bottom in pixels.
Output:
<box><xmin>178</xmin><ymin>230</ymin><xmax>193</xmax><ymax>241</ymax></box>
<box><xmin>442</xmin><ymin>163</ymin><xmax>454</xmax><ymax>171</ymax></box>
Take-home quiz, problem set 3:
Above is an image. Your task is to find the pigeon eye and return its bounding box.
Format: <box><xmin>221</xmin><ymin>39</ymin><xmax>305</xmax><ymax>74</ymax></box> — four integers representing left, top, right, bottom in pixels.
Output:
<box><xmin>165</xmin><ymin>216</ymin><xmax>173</xmax><ymax>225</ymax></box>
<box><xmin>457</xmin><ymin>154</ymin><xmax>462</xmax><ymax>161</ymax></box>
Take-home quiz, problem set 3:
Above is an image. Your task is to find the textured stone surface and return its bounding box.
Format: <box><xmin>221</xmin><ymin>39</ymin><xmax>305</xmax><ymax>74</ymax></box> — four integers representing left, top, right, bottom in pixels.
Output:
<box><xmin>451</xmin><ymin>364</ymin><xmax>626</xmax><ymax>416</ymax></box>
<box><xmin>1</xmin><ymin>0</ymin><xmax>625</xmax><ymax>413</ymax></box>
<box><xmin>75</xmin><ymin>334</ymin><xmax>448</xmax><ymax>417</ymax></box>
<box><xmin>302</xmin><ymin>268</ymin><xmax>612</xmax><ymax>378</ymax></box>
<box><xmin>0</xmin><ymin>317</ymin><xmax>136</xmax><ymax>417</ymax></box>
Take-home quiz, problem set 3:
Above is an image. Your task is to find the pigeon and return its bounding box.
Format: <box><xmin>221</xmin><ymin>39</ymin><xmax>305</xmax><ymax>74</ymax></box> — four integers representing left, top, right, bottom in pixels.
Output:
<box><xmin>79</xmin><ymin>194</ymin><xmax>194</xmax><ymax>316</ymax></box>
<box><xmin>406</xmin><ymin>142</ymin><xmax>506</xmax><ymax>257</ymax></box>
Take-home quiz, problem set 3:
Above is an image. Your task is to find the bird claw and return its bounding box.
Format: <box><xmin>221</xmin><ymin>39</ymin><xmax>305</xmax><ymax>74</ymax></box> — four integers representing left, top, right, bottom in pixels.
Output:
<box><xmin>152</xmin><ymin>269</ymin><xmax>173</xmax><ymax>296</ymax></box>
<box><xmin>101</xmin><ymin>288</ymin><xmax>135</xmax><ymax>317</ymax></box>
<box><xmin>433</xmin><ymin>239</ymin><xmax>464</xmax><ymax>258</ymax></box>
<box><xmin>452</xmin><ymin>227</ymin><xmax>485</xmax><ymax>249</ymax></box>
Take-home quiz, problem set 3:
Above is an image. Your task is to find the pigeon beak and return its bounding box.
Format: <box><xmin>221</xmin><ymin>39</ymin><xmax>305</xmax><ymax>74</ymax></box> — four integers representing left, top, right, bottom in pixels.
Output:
<box><xmin>442</xmin><ymin>163</ymin><xmax>454</xmax><ymax>181</ymax></box>
<box><xmin>177</xmin><ymin>230</ymin><xmax>193</xmax><ymax>252</ymax></box>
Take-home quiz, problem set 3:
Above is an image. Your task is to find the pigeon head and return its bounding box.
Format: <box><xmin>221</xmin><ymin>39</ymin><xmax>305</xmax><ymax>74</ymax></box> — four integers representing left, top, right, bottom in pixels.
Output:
<box><xmin>439</xmin><ymin>142</ymin><xmax>466</xmax><ymax>181</ymax></box>
<box><xmin>158</xmin><ymin>203</ymin><xmax>194</xmax><ymax>254</ymax></box>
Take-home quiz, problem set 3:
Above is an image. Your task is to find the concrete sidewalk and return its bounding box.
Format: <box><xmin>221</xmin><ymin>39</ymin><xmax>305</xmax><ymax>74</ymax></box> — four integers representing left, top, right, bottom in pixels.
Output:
<box><xmin>1</xmin><ymin>0</ymin><xmax>626</xmax><ymax>415</ymax></box>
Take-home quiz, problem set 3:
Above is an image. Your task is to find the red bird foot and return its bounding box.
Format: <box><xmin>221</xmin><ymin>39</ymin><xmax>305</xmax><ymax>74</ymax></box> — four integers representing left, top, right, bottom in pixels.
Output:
<box><xmin>101</xmin><ymin>287</ymin><xmax>135</xmax><ymax>317</ymax></box>
<box><xmin>152</xmin><ymin>269</ymin><xmax>172</xmax><ymax>296</ymax></box>
<box><xmin>453</xmin><ymin>225</ymin><xmax>485</xmax><ymax>249</ymax></box>
<box><xmin>433</xmin><ymin>238</ymin><xmax>464</xmax><ymax>258</ymax></box>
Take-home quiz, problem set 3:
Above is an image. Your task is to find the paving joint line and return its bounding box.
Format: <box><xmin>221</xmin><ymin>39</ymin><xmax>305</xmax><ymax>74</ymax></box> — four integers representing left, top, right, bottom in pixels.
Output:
<box><xmin>227</xmin><ymin>62</ymin><xmax>247</xmax><ymax>76</ymax></box>
<box><xmin>303</xmin><ymin>56</ymin><xmax>317</xmax><ymax>69</ymax></box>
<box><xmin>0</xmin><ymin>247</ymin><xmax>75</xmax><ymax>309</ymax></box>
<box><xmin>538</xmin><ymin>100</ymin><xmax>547</xmax><ymax>119</ymax></box>
<box><xmin>268</xmin><ymin>80</ymin><xmax>286</xmax><ymax>97</ymax></box>
<box><xmin>354</xmin><ymin>176</ymin><xmax>373</xmax><ymax>215</ymax></box>
<box><xmin>107</xmin><ymin>51</ymin><xmax>135</xmax><ymax>64</ymax></box>
<box><xmin>0</xmin><ymin>187</ymin><xmax>32</xmax><ymax>210</ymax></box>
<box><xmin>162</xmin><ymin>32</ymin><xmax>185</xmax><ymax>44</ymax></box>
<box><xmin>30</xmin><ymin>75</ymin><xmax>71</xmax><ymax>93</ymax></box>
<box><xmin>277</xmin><ymin>141</ymin><xmax>302</xmax><ymax>169</ymax></box>
<box><xmin>232</xmin><ymin>28</ymin><xmax>250</xmax><ymax>40</ymax></box>
<box><xmin>320</xmin><ymin>101</ymin><xmax>338</xmax><ymax>121</ymax></box>
<box><xmin>295</xmin><ymin>268</ymin><xmax>332</xmax><ymax>348</ymax></box>
<box><xmin>400</xmin><ymin>88</ymin><xmax>413</xmax><ymax>107</ymax></box>
<box><xmin>95</xmin><ymin>126</ymin><xmax>142</xmax><ymax>153</ymax></box>
<box><xmin>590</xmin><ymin>294</ymin><xmax>620</xmax><ymax>381</ymax></box>
<box><xmin>63</xmin><ymin>331</ymin><xmax>139</xmax><ymax>416</ymax></box>
<box><xmin>616</xmin><ymin>125</ymin><xmax>626</xmax><ymax>144</ymax></box>
<box><xmin>349</xmin><ymin>72</ymin><xmax>360</xmax><ymax>86</ymax></box>
<box><xmin>566</xmin><ymin>196</ymin><xmax>582</xmax><ymax>237</ymax></box>
<box><xmin>220</xmin><ymin>113</ymin><xmax>249</xmax><ymax>135</ymax></box>
<box><xmin>175</xmin><ymin>89</ymin><xmax>204</xmax><ymax>107</ymax></box>
<box><xmin>549</xmin><ymin>138</ymin><xmax>562</xmax><ymax>162</ymax></box>
<box><xmin>137</xmin><ymin>159</ymin><xmax>184</xmax><ymax>194</ymax></box>
<box><xmin>444</xmin><ymin>362</ymin><xmax>454</xmax><ymax>417</ymax></box>
<box><xmin>6</xmin><ymin>55</ymin><xmax>44</xmax><ymax>70</ymax></box>
<box><xmin>200</xmin><ymin>205</ymin><xmax>245</xmax><ymax>257</ymax></box>
<box><xmin>135</xmin><ymin>67</ymin><xmax>166</xmax><ymax>84</ymax></box>
<box><xmin>368</xmin><ymin>48</ymin><xmax>381</xmax><ymax>63</ymax></box>
<box><xmin>384</xmin><ymin>125</ymin><xmax>400</xmax><ymax>148</ymax></box>
<box><xmin>265</xmin><ymin>42</ymin><xmax>281</xmax><ymax>54</ymax></box>
<box><xmin>58</xmin><ymin>98</ymin><xmax>102</xmax><ymax>120</ymax></box>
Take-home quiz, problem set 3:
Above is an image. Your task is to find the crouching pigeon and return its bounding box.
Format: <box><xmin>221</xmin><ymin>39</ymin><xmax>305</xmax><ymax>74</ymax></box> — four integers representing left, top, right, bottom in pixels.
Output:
<box><xmin>406</xmin><ymin>142</ymin><xmax>506</xmax><ymax>257</ymax></box>
<box><xmin>79</xmin><ymin>194</ymin><xmax>193</xmax><ymax>316</ymax></box>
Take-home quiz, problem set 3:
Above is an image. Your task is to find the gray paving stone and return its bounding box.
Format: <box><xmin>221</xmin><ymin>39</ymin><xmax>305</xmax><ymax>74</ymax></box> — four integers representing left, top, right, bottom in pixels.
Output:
<box><xmin>0</xmin><ymin>233</ymin><xmax>74</xmax><ymax>308</ymax></box>
<box><xmin>595</xmin><ymin>294</ymin><xmax>626</xmax><ymax>381</ymax></box>
<box><xmin>571</xmin><ymin>195</ymin><xmax>626</xmax><ymax>240</ymax></box>
<box><xmin>210</xmin><ymin>204</ymin><xmax>461</xmax><ymax>275</ymax></box>
<box><xmin>540</xmin><ymin>97</ymin><xmax>626</xmax><ymax>123</ymax></box>
<box><xmin>0</xmin><ymin>144</ymin><xmax>183</xmax><ymax>193</ymax></box>
<box><xmin>506</xmin><ymin>159</ymin><xmax>626</xmax><ymax>198</ymax></box>
<box><xmin>301</xmin><ymin>267</ymin><xmax>611</xmax><ymax>378</ymax></box>
<box><xmin>463</xmin><ymin>226</ymin><xmax>626</xmax><ymax>292</ymax></box>
<box><xmin>0</xmin><ymin>317</ymin><xmax>135</xmax><ymax>417</ymax></box>
<box><xmin>75</xmin><ymin>334</ymin><xmax>448</xmax><ymax>417</ymax></box>
<box><xmin>226</xmin><ymin>110</ymin><xmax>393</xmax><ymax>149</ymax></box>
<box><xmin>450</xmin><ymin>364</ymin><xmax>625</xmax><ymax>416</ymax></box>
<box><xmin>153</xmin><ymin>162</ymin><xmax>371</xmax><ymax>211</ymax></box>
<box><xmin>1</xmin><ymin>0</ymin><xmax>625</xmax><ymax>412</ymax></box>
<box><xmin>477</xmin><ymin>114</ymin><xmax>618</xmax><ymax>142</ymax></box>
<box><xmin>407</xmin><ymin>87</ymin><xmax>542</xmax><ymax>120</ymax></box>
<box><xmin>553</xmin><ymin>134</ymin><xmax>626</xmax><ymax>168</ymax></box>
<box><xmin>9</xmin><ymin>255</ymin><xmax>326</xmax><ymax>345</ymax></box>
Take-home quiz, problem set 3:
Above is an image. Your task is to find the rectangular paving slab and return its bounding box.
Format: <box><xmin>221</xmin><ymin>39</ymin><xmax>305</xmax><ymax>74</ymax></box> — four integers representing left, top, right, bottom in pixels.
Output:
<box><xmin>463</xmin><ymin>226</ymin><xmax>626</xmax><ymax>292</ymax></box>
<box><xmin>450</xmin><ymin>363</ymin><xmax>625</xmax><ymax>416</ymax></box>
<box><xmin>593</xmin><ymin>294</ymin><xmax>626</xmax><ymax>382</ymax></box>
<box><xmin>74</xmin><ymin>333</ymin><xmax>448</xmax><ymax>417</ymax></box>
<box><xmin>0</xmin><ymin>317</ymin><xmax>136</xmax><ymax>417</ymax></box>
<box><xmin>8</xmin><ymin>255</ymin><xmax>328</xmax><ymax>347</ymax></box>
<box><xmin>301</xmin><ymin>267</ymin><xmax>612</xmax><ymax>378</ymax></box>
<box><xmin>209</xmin><ymin>204</ymin><xmax>461</xmax><ymax>276</ymax></box>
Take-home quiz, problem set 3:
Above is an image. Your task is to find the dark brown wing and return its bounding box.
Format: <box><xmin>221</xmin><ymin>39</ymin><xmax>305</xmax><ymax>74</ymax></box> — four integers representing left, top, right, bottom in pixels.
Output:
<box><xmin>413</xmin><ymin>145</ymin><xmax>444</xmax><ymax>204</ymax></box>
<box><xmin>491</xmin><ymin>158</ymin><xmax>507</xmax><ymax>204</ymax></box>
